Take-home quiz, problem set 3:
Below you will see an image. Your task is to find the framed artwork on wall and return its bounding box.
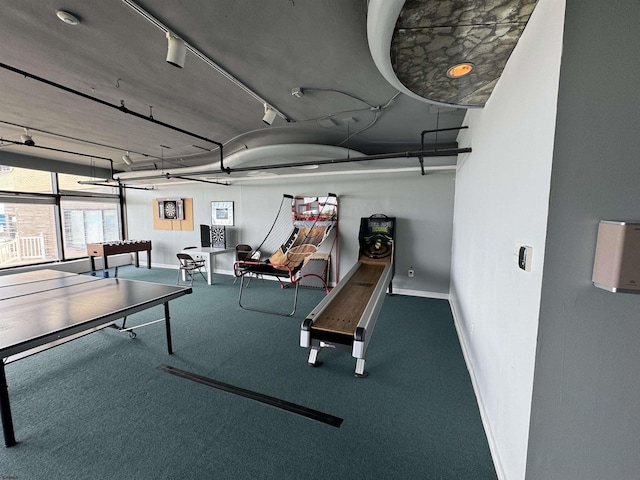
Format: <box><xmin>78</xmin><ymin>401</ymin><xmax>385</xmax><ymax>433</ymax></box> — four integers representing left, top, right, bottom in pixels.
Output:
<box><xmin>211</xmin><ymin>201</ymin><xmax>234</xmax><ymax>226</ymax></box>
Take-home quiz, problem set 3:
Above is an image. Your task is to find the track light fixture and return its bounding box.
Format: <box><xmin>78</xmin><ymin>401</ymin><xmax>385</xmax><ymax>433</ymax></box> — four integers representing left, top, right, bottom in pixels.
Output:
<box><xmin>122</xmin><ymin>1</ymin><xmax>290</xmax><ymax>121</ymax></box>
<box><xmin>122</xmin><ymin>151</ymin><xmax>133</xmax><ymax>165</ymax></box>
<box><xmin>262</xmin><ymin>104</ymin><xmax>277</xmax><ymax>125</ymax></box>
<box><xmin>166</xmin><ymin>31</ymin><xmax>186</xmax><ymax>68</ymax></box>
<box><xmin>291</xmin><ymin>87</ymin><xmax>304</xmax><ymax>98</ymax></box>
<box><xmin>20</xmin><ymin>128</ymin><xmax>35</xmax><ymax>146</ymax></box>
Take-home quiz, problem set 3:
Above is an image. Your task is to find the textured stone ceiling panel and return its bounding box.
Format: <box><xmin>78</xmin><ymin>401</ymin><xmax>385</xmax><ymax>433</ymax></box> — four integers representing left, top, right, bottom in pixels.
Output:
<box><xmin>391</xmin><ymin>0</ymin><xmax>538</xmax><ymax>107</ymax></box>
<box><xmin>398</xmin><ymin>0</ymin><xmax>538</xmax><ymax>28</ymax></box>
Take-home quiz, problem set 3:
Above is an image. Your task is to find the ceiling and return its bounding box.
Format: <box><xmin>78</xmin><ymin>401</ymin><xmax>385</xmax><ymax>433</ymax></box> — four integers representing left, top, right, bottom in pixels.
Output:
<box><xmin>0</xmin><ymin>0</ymin><xmax>536</xmax><ymax>186</ymax></box>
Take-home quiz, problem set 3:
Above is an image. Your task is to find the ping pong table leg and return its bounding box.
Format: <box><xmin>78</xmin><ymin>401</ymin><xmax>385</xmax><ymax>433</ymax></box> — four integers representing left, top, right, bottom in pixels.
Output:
<box><xmin>0</xmin><ymin>361</ymin><xmax>16</xmax><ymax>447</ymax></box>
<box><xmin>164</xmin><ymin>302</ymin><xmax>173</xmax><ymax>355</ymax></box>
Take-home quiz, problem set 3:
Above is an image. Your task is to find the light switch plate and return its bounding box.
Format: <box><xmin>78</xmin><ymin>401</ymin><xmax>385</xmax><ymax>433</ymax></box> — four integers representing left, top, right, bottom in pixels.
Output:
<box><xmin>516</xmin><ymin>243</ymin><xmax>532</xmax><ymax>271</ymax></box>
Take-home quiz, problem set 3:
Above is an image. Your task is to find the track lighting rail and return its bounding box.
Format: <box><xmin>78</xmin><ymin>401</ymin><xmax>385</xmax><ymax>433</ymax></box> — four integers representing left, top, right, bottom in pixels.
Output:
<box><xmin>121</xmin><ymin>0</ymin><xmax>290</xmax><ymax>122</ymax></box>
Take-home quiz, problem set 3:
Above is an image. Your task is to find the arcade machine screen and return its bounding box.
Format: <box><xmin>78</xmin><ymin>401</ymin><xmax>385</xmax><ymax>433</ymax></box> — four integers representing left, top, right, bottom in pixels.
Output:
<box><xmin>359</xmin><ymin>216</ymin><xmax>395</xmax><ymax>262</ymax></box>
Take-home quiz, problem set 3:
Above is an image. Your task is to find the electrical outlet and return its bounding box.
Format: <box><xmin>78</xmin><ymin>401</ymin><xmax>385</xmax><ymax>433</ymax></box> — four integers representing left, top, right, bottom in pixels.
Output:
<box><xmin>408</xmin><ymin>266</ymin><xmax>414</xmax><ymax>278</ymax></box>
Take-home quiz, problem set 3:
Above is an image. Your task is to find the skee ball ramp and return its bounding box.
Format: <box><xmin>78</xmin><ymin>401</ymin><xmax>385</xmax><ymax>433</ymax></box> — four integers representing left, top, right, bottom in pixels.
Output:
<box><xmin>300</xmin><ymin>215</ymin><xmax>395</xmax><ymax>377</ymax></box>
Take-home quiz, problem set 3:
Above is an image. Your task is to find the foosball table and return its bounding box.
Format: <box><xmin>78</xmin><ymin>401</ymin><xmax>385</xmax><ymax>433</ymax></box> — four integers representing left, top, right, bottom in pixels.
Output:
<box><xmin>87</xmin><ymin>240</ymin><xmax>152</xmax><ymax>275</ymax></box>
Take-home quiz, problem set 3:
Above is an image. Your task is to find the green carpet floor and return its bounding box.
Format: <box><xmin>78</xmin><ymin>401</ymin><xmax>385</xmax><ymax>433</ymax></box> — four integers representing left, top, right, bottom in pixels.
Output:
<box><xmin>1</xmin><ymin>266</ymin><xmax>496</xmax><ymax>479</ymax></box>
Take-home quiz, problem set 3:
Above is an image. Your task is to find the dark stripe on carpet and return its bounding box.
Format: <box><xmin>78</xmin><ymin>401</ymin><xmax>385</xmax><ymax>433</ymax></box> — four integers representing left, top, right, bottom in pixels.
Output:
<box><xmin>157</xmin><ymin>364</ymin><xmax>343</xmax><ymax>428</ymax></box>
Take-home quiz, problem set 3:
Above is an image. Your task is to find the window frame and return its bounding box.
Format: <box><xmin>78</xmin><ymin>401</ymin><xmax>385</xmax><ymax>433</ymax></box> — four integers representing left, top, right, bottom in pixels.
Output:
<box><xmin>0</xmin><ymin>165</ymin><xmax>124</xmax><ymax>269</ymax></box>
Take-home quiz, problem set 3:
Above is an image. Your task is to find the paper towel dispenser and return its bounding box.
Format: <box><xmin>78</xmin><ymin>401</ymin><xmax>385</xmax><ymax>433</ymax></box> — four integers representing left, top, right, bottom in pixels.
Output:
<box><xmin>592</xmin><ymin>221</ymin><xmax>640</xmax><ymax>293</ymax></box>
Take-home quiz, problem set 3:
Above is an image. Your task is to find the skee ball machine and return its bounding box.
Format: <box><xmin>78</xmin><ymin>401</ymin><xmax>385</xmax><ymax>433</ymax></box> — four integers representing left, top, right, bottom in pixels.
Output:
<box><xmin>300</xmin><ymin>214</ymin><xmax>395</xmax><ymax>377</ymax></box>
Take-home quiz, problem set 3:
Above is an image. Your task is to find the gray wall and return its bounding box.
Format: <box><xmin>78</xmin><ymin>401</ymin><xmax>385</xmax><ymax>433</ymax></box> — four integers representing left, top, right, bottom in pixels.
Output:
<box><xmin>125</xmin><ymin>170</ymin><xmax>455</xmax><ymax>297</ymax></box>
<box><xmin>526</xmin><ymin>0</ymin><xmax>640</xmax><ymax>478</ymax></box>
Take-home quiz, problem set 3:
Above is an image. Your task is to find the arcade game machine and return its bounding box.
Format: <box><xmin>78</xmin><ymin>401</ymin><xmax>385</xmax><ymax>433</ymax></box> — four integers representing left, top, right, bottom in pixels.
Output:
<box><xmin>300</xmin><ymin>214</ymin><xmax>395</xmax><ymax>377</ymax></box>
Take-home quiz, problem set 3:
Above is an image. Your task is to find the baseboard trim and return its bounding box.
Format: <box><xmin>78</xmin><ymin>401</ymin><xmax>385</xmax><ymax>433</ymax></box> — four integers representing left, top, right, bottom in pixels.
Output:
<box><xmin>393</xmin><ymin>288</ymin><xmax>449</xmax><ymax>299</ymax></box>
<box><xmin>138</xmin><ymin>265</ymin><xmax>450</xmax><ymax>299</ymax></box>
<box><xmin>449</xmin><ymin>294</ymin><xmax>505</xmax><ymax>480</ymax></box>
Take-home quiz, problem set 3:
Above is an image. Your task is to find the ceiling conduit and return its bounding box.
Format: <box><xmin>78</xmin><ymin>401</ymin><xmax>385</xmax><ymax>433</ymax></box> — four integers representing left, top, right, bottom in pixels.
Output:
<box><xmin>113</xmin><ymin>143</ymin><xmax>470</xmax><ymax>183</ymax></box>
<box><xmin>0</xmin><ymin>62</ymin><xmax>224</xmax><ymax>165</ymax></box>
<box><xmin>1</xmin><ymin>59</ymin><xmax>471</xmax><ymax>184</ymax></box>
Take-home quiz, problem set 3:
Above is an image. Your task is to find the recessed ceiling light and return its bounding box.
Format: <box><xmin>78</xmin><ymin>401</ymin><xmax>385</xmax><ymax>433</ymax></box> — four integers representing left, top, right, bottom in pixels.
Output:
<box><xmin>447</xmin><ymin>62</ymin><xmax>474</xmax><ymax>78</ymax></box>
<box><xmin>56</xmin><ymin>10</ymin><xmax>80</xmax><ymax>25</ymax></box>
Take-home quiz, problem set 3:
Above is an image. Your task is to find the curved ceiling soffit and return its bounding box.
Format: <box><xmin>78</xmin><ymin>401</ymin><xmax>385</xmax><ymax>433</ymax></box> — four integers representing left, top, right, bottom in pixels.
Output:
<box><xmin>368</xmin><ymin>0</ymin><xmax>538</xmax><ymax>108</ymax></box>
<box><xmin>113</xmin><ymin>144</ymin><xmax>363</xmax><ymax>180</ymax></box>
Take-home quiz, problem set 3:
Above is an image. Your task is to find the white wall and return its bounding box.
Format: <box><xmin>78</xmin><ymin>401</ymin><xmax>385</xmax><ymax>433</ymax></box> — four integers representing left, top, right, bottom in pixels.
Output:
<box><xmin>450</xmin><ymin>1</ymin><xmax>565</xmax><ymax>479</ymax></box>
<box><xmin>125</xmin><ymin>170</ymin><xmax>456</xmax><ymax>297</ymax></box>
<box><xmin>526</xmin><ymin>1</ymin><xmax>640</xmax><ymax>478</ymax></box>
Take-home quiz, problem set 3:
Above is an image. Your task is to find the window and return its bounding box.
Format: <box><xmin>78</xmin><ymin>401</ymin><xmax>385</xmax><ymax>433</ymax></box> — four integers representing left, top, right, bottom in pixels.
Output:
<box><xmin>0</xmin><ymin>165</ymin><xmax>53</xmax><ymax>193</ymax></box>
<box><xmin>58</xmin><ymin>173</ymin><xmax>118</xmax><ymax>195</ymax></box>
<box><xmin>0</xmin><ymin>202</ymin><xmax>58</xmax><ymax>267</ymax></box>
<box><xmin>0</xmin><ymin>165</ymin><xmax>123</xmax><ymax>269</ymax></box>
<box><xmin>61</xmin><ymin>199</ymin><xmax>120</xmax><ymax>258</ymax></box>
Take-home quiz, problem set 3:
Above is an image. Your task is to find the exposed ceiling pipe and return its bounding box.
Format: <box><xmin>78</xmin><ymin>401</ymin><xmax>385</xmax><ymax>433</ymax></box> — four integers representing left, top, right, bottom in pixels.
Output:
<box><xmin>223</xmin><ymin>147</ymin><xmax>469</xmax><ymax>173</ymax></box>
<box><xmin>0</xmin><ymin>119</ymin><xmax>155</xmax><ymax>161</ymax></box>
<box><xmin>115</xmin><ymin>144</ymin><xmax>360</xmax><ymax>180</ymax></box>
<box><xmin>73</xmin><ymin>159</ymin><xmax>156</xmax><ymax>190</ymax></box>
<box><xmin>113</xmin><ymin>146</ymin><xmax>470</xmax><ymax>183</ymax></box>
<box><xmin>420</xmin><ymin>126</ymin><xmax>468</xmax><ymax>175</ymax></box>
<box><xmin>421</xmin><ymin>126</ymin><xmax>468</xmax><ymax>137</ymax></box>
<box><xmin>0</xmin><ymin>62</ymin><xmax>224</xmax><ymax>167</ymax></box>
<box><xmin>166</xmin><ymin>175</ymin><xmax>229</xmax><ymax>186</ymax></box>
<box><xmin>1</xmin><ymin>133</ymin><xmax>154</xmax><ymax>190</ymax></box>
<box><xmin>0</xmin><ymin>136</ymin><xmax>113</xmax><ymax>161</ymax></box>
<box><xmin>77</xmin><ymin>180</ymin><xmax>155</xmax><ymax>191</ymax></box>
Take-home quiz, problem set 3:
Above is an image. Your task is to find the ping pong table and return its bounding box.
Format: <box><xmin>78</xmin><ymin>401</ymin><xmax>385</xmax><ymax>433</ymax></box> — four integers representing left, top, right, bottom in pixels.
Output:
<box><xmin>0</xmin><ymin>269</ymin><xmax>192</xmax><ymax>447</ymax></box>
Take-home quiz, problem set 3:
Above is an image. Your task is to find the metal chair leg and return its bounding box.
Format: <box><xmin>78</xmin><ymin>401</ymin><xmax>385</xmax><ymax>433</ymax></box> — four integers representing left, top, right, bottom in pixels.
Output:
<box><xmin>197</xmin><ymin>268</ymin><xmax>207</xmax><ymax>283</ymax></box>
<box><xmin>238</xmin><ymin>275</ymin><xmax>300</xmax><ymax>317</ymax></box>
